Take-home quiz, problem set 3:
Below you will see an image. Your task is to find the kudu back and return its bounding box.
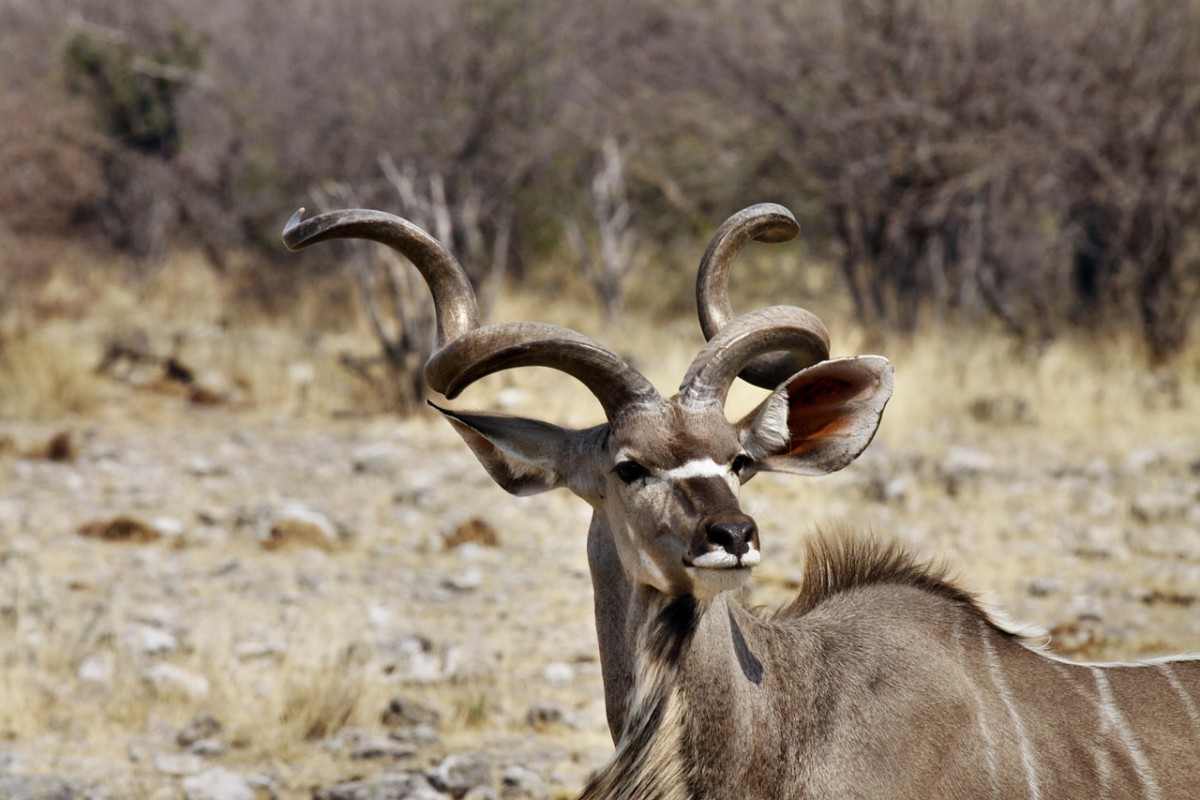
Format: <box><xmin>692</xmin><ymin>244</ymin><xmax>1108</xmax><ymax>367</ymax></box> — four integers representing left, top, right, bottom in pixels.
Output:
<box><xmin>285</xmin><ymin>204</ymin><xmax>1200</xmax><ymax>799</ymax></box>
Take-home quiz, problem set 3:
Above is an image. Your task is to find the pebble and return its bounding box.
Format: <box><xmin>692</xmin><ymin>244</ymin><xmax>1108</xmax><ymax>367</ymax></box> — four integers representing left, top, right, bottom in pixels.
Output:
<box><xmin>314</xmin><ymin>774</ymin><xmax>450</xmax><ymax>800</ymax></box>
<box><xmin>143</xmin><ymin>663</ymin><xmax>211</xmax><ymax>702</ymax></box>
<box><xmin>181</xmin><ymin>768</ymin><xmax>256</xmax><ymax>800</ymax></box>
<box><xmin>430</xmin><ymin>754</ymin><xmax>493</xmax><ymax>799</ymax></box>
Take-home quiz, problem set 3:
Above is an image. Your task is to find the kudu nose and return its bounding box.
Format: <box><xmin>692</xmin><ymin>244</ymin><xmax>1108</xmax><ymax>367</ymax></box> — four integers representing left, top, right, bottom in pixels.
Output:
<box><xmin>706</xmin><ymin>519</ymin><xmax>757</xmax><ymax>557</ymax></box>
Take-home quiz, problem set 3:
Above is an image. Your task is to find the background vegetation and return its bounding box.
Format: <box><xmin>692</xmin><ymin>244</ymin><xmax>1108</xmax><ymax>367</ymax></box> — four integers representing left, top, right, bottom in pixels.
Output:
<box><xmin>3</xmin><ymin>0</ymin><xmax>1200</xmax><ymax>373</ymax></box>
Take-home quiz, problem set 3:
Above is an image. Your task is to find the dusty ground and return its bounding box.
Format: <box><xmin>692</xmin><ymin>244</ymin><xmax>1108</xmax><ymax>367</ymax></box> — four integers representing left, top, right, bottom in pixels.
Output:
<box><xmin>1</xmin><ymin>263</ymin><xmax>1199</xmax><ymax>798</ymax></box>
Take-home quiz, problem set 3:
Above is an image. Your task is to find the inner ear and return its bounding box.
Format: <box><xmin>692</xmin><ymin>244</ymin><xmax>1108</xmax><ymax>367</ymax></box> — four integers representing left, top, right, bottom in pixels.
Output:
<box><xmin>738</xmin><ymin>356</ymin><xmax>893</xmax><ymax>476</ymax></box>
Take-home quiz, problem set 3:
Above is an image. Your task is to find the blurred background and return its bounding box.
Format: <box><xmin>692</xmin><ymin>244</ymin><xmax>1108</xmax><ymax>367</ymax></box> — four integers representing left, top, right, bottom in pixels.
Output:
<box><xmin>2</xmin><ymin>1</ymin><xmax>1200</xmax><ymax>798</ymax></box>
<box><xmin>4</xmin><ymin>0</ymin><xmax>1200</xmax><ymax>393</ymax></box>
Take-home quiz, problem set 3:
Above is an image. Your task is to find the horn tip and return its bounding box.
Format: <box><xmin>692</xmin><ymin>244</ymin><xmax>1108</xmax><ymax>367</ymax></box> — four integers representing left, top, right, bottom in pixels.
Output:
<box><xmin>751</xmin><ymin>203</ymin><xmax>799</xmax><ymax>244</ymax></box>
<box><xmin>281</xmin><ymin>207</ymin><xmax>308</xmax><ymax>250</ymax></box>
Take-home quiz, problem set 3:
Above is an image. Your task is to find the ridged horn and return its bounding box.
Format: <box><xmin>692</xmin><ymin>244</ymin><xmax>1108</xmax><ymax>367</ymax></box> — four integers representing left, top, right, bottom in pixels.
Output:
<box><xmin>695</xmin><ymin>203</ymin><xmax>829</xmax><ymax>389</ymax></box>
<box><xmin>283</xmin><ymin>207</ymin><xmax>660</xmax><ymax>418</ymax></box>
<box><xmin>426</xmin><ymin>322</ymin><xmax>661</xmax><ymax>418</ymax></box>
<box><xmin>283</xmin><ymin>208</ymin><xmax>478</xmax><ymax>350</ymax></box>
<box><xmin>681</xmin><ymin>306</ymin><xmax>830</xmax><ymax>407</ymax></box>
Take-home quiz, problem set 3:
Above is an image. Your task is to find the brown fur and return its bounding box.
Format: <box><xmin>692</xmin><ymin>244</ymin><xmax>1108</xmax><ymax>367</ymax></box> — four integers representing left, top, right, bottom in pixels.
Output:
<box><xmin>780</xmin><ymin>528</ymin><xmax>1024</xmax><ymax>640</ymax></box>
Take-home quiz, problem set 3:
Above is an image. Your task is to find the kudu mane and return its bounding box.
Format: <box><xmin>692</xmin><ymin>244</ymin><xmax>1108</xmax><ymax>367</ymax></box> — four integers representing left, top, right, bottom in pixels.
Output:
<box><xmin>779</xmin><ymin>529</ymin><xmax>1026</xmax><ymax>641</ymax></box>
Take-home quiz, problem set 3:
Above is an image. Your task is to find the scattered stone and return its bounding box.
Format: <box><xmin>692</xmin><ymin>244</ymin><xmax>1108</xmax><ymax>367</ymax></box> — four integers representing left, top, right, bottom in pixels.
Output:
<box><xmin>940</xmin><ymin>446</ymin><xmax>994</xmax><ymax>481</ymax></box>
<box><xmin>77</xmin><ymin>515</ymin><xmax>161</xmax><ymax>544</ymax></box>
<box><xmin>463</xmin><ymin>788</ymin><xmax>500</xmax><ymax>800</ymax></box>
<box><xmin>1124</xmin><ymin>447</ymin><xmax>1167</xmax><ymax>474</ymax></box>
<box><xmin>863</xmin><ymin>474</ymin><xmax>910</xmax><ymax>505</ymax></box>
<box><xmin>187</xmin><ymin>457</ymin><xmax>228</xmax><ymax>477</ymax></box>
<box><xmin>0</xmin><ymin>775</ymin><xmax>78</xmax><ymax>800</ymax></box>
<box><xmin>1127</xmin><ymin>525</ymin><xmax>1200</xmax><ymax>560</ymax></box>
<box><xmin>151</xmin><ymin>516</ymin><xmax>187</xmax><ymax>542</ymax></box>
<box><xmin>350</xmin><ymin>737</ymin><xmax>419</xmax><ymax>761</ymax></box>
<box><xmin>444</xmin><ymin>568</ymin><xmax>484</xmax><ymax>592</ymax></box>
<box><xmin>494</xmin><ymin>388</ymin><xmax>528</xmax><ymax>409</ymax></box>
<box><xmin>502</xmin><ymin>765</ymin><xmax>549</xmax><ymax>799</ymax></box>
<box><xmin>1131</xmin><ymin>490</ymin><xmax>1192</xmax><ymax>523</ymax></box>
<box><xmin>540</xmin><ymin>663</ymin><xmax>574</xmax><ymax>686</ymax></box>
<box><xmin>967</xmin><ymin>394</ymin><xmax>1032</xmax><ymax>426</ymax></box>
<box><xmin>77</xmin><ymin>653</ymin><xmax>115</xmax><ymax>686</ymax></box>
<box><xmin>389</xmin><ymin>723</ymin><xmax>440</xmax><ymax>746</ymax></box>
<box><xmin>525</xmin><ymin>703</ymin><xmax>564</xmax><ymax>730</ymax></box>
<box><xmin>182</xmin><ymin>768</ymin><xmax>256</xmax><ymax>800</ymax></box>
<box><xmin>24</xmin><ymin>431</ymin><xmax>77</xmax><ymax>462</ymax></box>
<box><xmin>1026</xmin><ymin>576</ymin><xmax>1060</xmax><ymax>598</ymax></box>
<box><xmin>381</xmin><ymin>696</ymin><xmax>442</xmax><ymax>730</ymax></box>
<box><xmin>154</xmin><ymin>752</ymin><xmax>205</xmax><ymax>777</ymax></box>
<box><xmin>352</xmin><ymin>442</ymin><xmax>405</xmax><ymax>477</ymax></box>
<box><xmin>377</xmin><ymin>635</ymin><xmax>446</xmax><ymax>683</ymax></box>
<box><xmin>125</xmin><ymin>624</ymin><xmax>179</xmax><ymax>656</ymax></box>
<box><xmin>314</xmin><ymin>774</ymin><xmax>449</xmax><ymax>800</ymax></box>
<box><xmin>261</xmin><ymin>503</ymin><xmax>341</xmax><ymax>551</ymax></box>
<box><xmin>234</xmin><ymin>640</ymin><xmax>285</xmax><ymax>661</ymax></box>
<box><xmin>144</xmin><ymin>663</ymin><xmax>211</xmax><ymax>702</ymax></box>
<box><xmin>430</xmin><ymin>754</ymin><xmax>493</xmax><ymax>799</ymax></box>
<box><xmin>443</xmin><ymin>518</ymin><xmax>500</xmax><ymax>549</ymax></box>
<box><xmin>187</xmin><ymin>738</ymin><xmax>228</xmax><ymax>758</ymax></box>
<box><xmin>177</xmin><ymin>712</ymin><xmax>223</xmax><ymax>748</ymax></box>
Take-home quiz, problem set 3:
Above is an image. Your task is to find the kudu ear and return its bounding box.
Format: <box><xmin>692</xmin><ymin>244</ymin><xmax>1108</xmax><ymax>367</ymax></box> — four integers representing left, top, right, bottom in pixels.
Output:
<box><xmin>736</xmin><ymin>356</ymin><xmax>893</xmax><ymax>477</ymax></box>
<box><xmin>430</xmin><ymin>403</ymin><xmax>571</xmax><ymax>496</ymax></box>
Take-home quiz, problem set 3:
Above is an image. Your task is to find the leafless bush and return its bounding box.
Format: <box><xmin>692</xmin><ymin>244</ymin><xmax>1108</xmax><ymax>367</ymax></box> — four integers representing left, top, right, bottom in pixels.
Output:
<box><xmin>690</xmin><ymin>0</ymin><xmax>1200</xmax><ymax>356</ymax></box>
<box><xmin>2</xmin><ymin>0</ymin><xmax>1198</xmax><ymax>360</ymax></box>
<box><xmin>565</xmin><ymin>136</ymin><xmax>640</xmax><ymax>321</ymax></box>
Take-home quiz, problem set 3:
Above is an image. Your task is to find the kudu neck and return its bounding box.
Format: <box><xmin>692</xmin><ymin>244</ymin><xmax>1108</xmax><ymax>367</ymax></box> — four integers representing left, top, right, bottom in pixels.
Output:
<box><xmin>586</xmin><ymin>511</ymin><xmax>773</xmax><ymax>742</ymax></box>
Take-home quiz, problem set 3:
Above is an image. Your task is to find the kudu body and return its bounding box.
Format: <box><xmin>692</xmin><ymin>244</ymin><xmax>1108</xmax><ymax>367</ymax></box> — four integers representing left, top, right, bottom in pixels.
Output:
<box><xmin>285</xmin><ymin>204</ymin><xmax>1200</xmax><ymax>799</ymax></box>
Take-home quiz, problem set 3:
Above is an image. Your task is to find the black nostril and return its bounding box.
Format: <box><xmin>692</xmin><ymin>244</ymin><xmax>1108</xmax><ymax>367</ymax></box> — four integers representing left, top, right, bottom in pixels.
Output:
<box><xmin>707</xmin><ymin>520</ymin><xmax>755</xmax><ymax>557</ymax></box>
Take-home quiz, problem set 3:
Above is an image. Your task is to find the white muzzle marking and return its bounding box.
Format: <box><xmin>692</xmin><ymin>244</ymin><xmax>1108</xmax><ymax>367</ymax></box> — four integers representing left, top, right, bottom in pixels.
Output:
<box><xmin>690</xmin><ymin>548</ymin><xmax>761</xmax><ymax>569</ymax></box>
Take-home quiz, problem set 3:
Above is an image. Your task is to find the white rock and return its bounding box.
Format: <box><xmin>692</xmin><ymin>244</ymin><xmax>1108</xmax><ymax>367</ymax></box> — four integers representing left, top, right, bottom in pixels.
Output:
<box><xmin>541</xmin><ymin>662</ymin><xmax>574</xmax><ymax>685</ymax></box>
<box><xmin>182</xmin><ymin>768</ymin><xmax>256</xmax><ymax>800</ymax></box>
<box><xmin>125</xmin><ymin>624</ymin><xmax>179</xmax><ymax>656</ymax></box>
<box><xmin>78</xmin><ymin>653</ymin><xmax>115</xmax><ymax>685</ymax></box>
<box><xmin>152</xmin><ymin>516</ymin><xmax>186</xmax><ymax>539</ymax></box>
<box><xmin>352</xmin><ymin>442</ymin><xmax>403</xmax><ymax>476</ymax></box>
<box><xmin>154</xmin><ymin>752</ymin><xmax>204</xmax><ymax>776</ymax></box>
<box><xmin>445</xmin><ymin>568</ymin><xmax>484</xmax><ymax>592</ymax></box>
<box><xmin>431</xmin><ymin>754</ymin><xmax>493</xmax><ymax>798</ymax></box>
<box><xmin>144</xmin><ymin>663</ymin><xmax>211</xmax><ymax>701</ymax></box>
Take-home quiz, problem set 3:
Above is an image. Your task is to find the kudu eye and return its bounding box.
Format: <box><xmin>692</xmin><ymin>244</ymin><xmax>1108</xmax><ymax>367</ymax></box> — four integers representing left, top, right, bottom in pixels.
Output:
<box><xmin>731</xmin><ymin>454</ymin><xmax>753</xmax><ymax>476</ymax></box>
<box><xmin>615</xmin><ymin>460</ymin><xmax>651</xmax><ymax>484</ymax></box>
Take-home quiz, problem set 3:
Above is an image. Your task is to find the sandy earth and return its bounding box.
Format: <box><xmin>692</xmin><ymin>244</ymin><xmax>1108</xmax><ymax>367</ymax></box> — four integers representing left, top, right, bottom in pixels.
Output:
<box><xmin>1</xmin><ymin>373</ymin><xmax>1199</xmax><ymax>797</ymax></box>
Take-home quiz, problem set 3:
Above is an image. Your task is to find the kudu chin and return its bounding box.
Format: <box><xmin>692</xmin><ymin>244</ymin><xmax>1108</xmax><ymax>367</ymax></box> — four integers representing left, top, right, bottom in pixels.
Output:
<box><xmin>286</xmin><ymin>203</ymin><xmax>1200</xmax><ymax>799</ymax></box>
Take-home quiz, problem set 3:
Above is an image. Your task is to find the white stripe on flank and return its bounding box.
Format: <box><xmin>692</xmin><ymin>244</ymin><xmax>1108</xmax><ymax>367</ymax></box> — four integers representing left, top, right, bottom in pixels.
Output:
<box><xmin>1093</xmin><ymin>668</ymin><xmax>1163</xmax><ymax>800</ymax></box>
<box><xmin>953</xmin><ymin>617</ymin><xmax>1000</xmax><ymax>799</ymax></box>
<box><xmin>1159</xmin><ymin>663</ymin><xmax>1200</xmax><ymax>735</ymax></box>
<box><xmin>981</xmin><ymin>625</ymin><xmax>1042</xmax><ymax>800</ymax></box>
<box><xmin>1051</xmin><ymin>664</ymin><xmax>1111</xmax><ymax>799</ymax></box>
<box><xmin>658</xmin><ymin>458</ymin><xmax>730</xmax><ymax>480</ymax></box>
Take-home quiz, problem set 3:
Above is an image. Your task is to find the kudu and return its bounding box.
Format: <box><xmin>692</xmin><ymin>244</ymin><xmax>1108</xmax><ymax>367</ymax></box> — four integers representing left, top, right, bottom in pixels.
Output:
<box><xmin>285</xmin><ymin>204</ymin><xmax>1200</xmax><ymax>799</ymax></box>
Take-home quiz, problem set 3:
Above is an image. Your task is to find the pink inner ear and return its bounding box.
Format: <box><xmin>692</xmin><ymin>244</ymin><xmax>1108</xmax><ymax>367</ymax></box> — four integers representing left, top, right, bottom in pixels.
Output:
<box><xmin>783</xmin><ymin>376</ymin><xmax>865</xmax><ymax>457</ymax></box>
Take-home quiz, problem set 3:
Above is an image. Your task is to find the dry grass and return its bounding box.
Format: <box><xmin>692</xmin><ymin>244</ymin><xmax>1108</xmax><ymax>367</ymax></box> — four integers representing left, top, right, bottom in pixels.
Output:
<box><xmin>1</xmin><ymin>245</ymin><xmax>1198</xmax><ymax>796</ymax></box>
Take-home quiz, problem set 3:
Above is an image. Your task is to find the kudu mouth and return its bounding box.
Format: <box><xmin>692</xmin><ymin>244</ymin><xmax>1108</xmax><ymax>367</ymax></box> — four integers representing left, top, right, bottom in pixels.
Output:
<box><xmin>685</xmin><ymin>515</ymin><xmax>762</xmax><ymax>570</ymax></box>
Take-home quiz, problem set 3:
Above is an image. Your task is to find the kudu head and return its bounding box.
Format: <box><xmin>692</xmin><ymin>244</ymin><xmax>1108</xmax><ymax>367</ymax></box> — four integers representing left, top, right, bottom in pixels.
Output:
<box><xmin>283</xmin><ymin>204</ymin><xmax>892</xmax><ymax>601</ymax></box>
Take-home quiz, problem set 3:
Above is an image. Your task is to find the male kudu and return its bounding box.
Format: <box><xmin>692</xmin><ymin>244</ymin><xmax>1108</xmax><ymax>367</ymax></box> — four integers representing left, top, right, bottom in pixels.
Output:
<box><xmin>285</xmin><ymin>204</ymin><xmax>1200</xmax><ymax>799</ymax></box>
